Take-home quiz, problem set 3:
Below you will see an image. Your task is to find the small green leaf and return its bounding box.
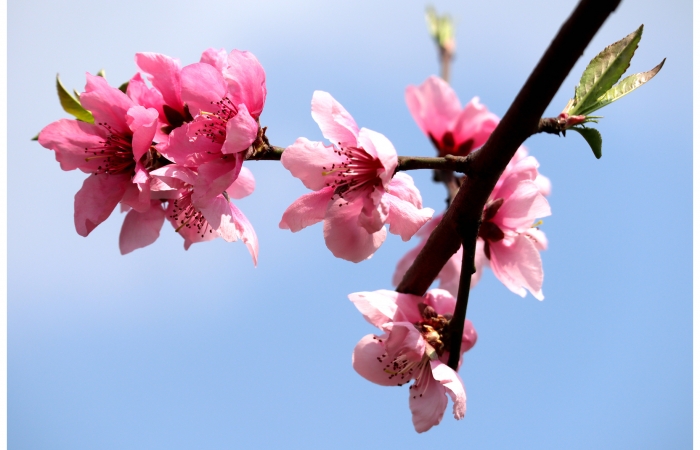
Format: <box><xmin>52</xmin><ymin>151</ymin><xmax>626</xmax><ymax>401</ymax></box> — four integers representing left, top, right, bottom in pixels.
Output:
<box><xmin>56</xmin><ymin>74</ymin><xmax>94</xmax><ymax>123</ymax></box>
<box><xmin>96</xmin><ymin>68</ymin><xmax>106</xmax><ymax>78</ymax></box>
<box><xmin>425</xmin><ymin>6</ymin><xmax>454</xmax><ymax>49</ymax></box>
<box><xmin>576</xmin><ymin>58</ymin><xmax>665</xmax><ymax>116</ymax></box>
<box><xmin>570</xmin><ymin>126</ymin><xmax>603</xmax><ymax>159</ymax></box>
<box><xmin>31</xmin><ymin>133</ymin><xmax>39</xmax><ymax>141</ymax></box>
<box><xmin>118</xmin><ymin>81</ymin><xmax>129</xmax><ymax>93</ymax></box>
<box><xmin>570</xmin><ymin>25</ymin><xmax>644</xmax><ymax>115</ymax></box>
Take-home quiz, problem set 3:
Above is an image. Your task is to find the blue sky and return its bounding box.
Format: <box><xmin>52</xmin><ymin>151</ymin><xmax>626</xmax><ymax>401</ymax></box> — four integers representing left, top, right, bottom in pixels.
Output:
<box><xmin>9</xmin><ymin>0</ymin><xmax>691</xmax><ymax>448</ymax></box>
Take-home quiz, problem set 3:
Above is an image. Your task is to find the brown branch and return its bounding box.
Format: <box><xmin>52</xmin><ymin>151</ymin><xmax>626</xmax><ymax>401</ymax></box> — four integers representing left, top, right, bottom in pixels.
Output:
<box><xmin>395</xmin><ymin>0</ymin><xmax>622</xmax><ymax>371</ymax></box>
<box><xmin>246</xmin><ymin>143</ymin><xmax>476</xmax><ymax>173</ymax></box>
<box><xmin>396</xmin><ymin>154</ymin><xmax>472</xmax><ymax>174</ymax></box>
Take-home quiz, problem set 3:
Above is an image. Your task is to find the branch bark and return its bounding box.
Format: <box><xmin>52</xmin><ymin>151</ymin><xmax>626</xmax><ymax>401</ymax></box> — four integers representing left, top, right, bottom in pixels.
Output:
<box><xmin>394</xmin><ymin>0</ymin><xmax>622</xmax><ymax>370</ymax></box>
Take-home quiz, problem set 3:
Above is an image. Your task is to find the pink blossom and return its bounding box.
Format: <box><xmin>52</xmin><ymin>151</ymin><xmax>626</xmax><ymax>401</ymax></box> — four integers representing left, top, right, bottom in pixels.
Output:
<box><xmin>350</xmin><ymin>289</ymin><xmax>477</xmax><ymax>432</ymax></box>
<box><xmin>392</xmin><ymin>147</ymin><xmax>550</xmax><ymax>298</ymax></box>
<box><xmin>478</xmin><ymin>153</ymin><xmax>551</xmax><ymax>299</ymax></box>
<box><xmin>279</xmin><ymin>91</ymin><xmax>434</xmax><ymax>262</ymax></box>
<box><xmin>39</xmin><ymin>73</ymin><xmax>159</xmax><ymax>237</ymax></box>
<box><xmin>158</xmin><ymin>50</ymin><xmax>266</xmax><ymax>206</ymax></box>
<box><xmin>406</xmin><ymin>75</ymin><xmax>499</xmax><ymax>156</ymax></box>
<box><xmin>148</xmin><ymin>164</ymin><xmax>259</xmax><ymax>263</ymax></box>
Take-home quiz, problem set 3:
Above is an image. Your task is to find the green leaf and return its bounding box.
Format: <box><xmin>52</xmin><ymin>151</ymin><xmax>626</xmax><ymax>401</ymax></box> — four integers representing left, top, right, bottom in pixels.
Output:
<box><xmin>56</xmin><ymin>74</ymin><xmax>94</xmax><ymax>123</ymax></box>
<box><xmin>570</xmin><ymin>126</ymin><xmax>603</xmax><ymax>159</ymax></box>
<box><xmin>31</xmin><ymin>133</ymin><xmax>39</xmax><ymax>141</ymax></box>
<box><xmin>576</xmin><ymin>58</ymin><xmax>665</xmax><ymax>116</ymax></box>
<box><xmin>569</xmin><ymin>25</ymin><xmax>644</xmax><ymax>115</ymax></box>
<box><xmin>118</xmin><ymin>81</ymin><xmax>129</xmax><ymax>93</ymax></box>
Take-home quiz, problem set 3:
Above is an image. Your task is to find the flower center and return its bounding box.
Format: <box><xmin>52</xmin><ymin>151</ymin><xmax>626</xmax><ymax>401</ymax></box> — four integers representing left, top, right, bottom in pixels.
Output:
<box><xmin>429</xmin><ymin>131</ymin><xmax>474</xmax><ymax>156</ymax></box>
<box><xmin>84</xmin><ymin>122</ymin><xmax>135</xmax><ymax>175</ymax></box>
<box><xmin>169</xmin><ymin>188</ymin><xmax>214</xmax><ymax>238</ymax></box>
<box><xmin>416</xmin><ymin>303</ymin><xmax>451</xmax><ymax>357</ymax></box>
<box><xmin>194</xmin><ymin>97</ymin><xmax>239</xmax><ymax>144</ymax></box>
<box><xmin>322</xmin><ymin>144</ymin><xmax>383</xmax><ymax>205</ymax></box>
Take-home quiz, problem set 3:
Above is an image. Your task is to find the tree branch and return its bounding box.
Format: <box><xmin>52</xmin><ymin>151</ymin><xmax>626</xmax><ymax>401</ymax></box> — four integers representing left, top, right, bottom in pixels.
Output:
<box><xmin>396</xmin><ymin>0</ymin><xmax>622</xmax><ymax>371</ymax></box>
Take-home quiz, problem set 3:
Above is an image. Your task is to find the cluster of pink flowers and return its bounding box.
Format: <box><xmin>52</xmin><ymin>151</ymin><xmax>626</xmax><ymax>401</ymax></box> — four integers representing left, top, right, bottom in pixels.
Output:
<box><xmin>39</xmin><ymin>49</ymin><xmax>265</xmax><ymax>262</ymax></box>
<box><xmin>394</xmin><ymin>75</ymin><xmax>552</xmax><ymax>300</ymax></box>
<box><xmin>38</xmin><ymin>50</ymin><xmax>552</xmax><ymax>431</ymax></box>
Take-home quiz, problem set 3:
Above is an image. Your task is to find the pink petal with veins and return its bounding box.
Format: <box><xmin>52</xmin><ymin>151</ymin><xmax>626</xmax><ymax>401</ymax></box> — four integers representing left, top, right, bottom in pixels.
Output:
<box><xmin>226</xmin><ymin>166</ymin><xmax>255</xmax><ymax>199</ymax></box>
<box><xmin>135</xmin><ymin>52</ymin><xmax>183</xmax><ymax>113</ymax></box>
<box><xmin>281</xmin><ymin>137</ymin><xmax>346</xmax><ymax>191</ymax></box>
<box><xmin>74</xmin><ymin>173</ymin><xmax>130</xmax><ymax>237</ymax></box>
<box><xmin>180</xmin><ymin>63</ymin><xmax>227</xmax><ymax>116</ymax></box>
<box><xmin>225</xmin><ymin>50</ymin><xmax>267</xmax><ymax>119</ymax></box>
<box><xmin>349</xmin><ymin>290</ymin><xmax>399</xmax><ymax>328</ymax></box>
<box><xmin>119</xmin><ymin>201</ymin><xmax>166</xmax><ymax>254</ymax></box>
<box><xmin>221</xmin><ymin>103</ymin><xmax>258</xmax><ymax>154</ymax></box>
<box><xmin>323</xmin><ymin>197</ymin><xmax>386</xmax><ymax>263</ymax></box>
<box><xmin>126</xmin><ymin>105</ymin><xmax>159</xmax><ymax>161</ymax></box>
<box><xmin>384</xmin><ymin>194</ymin><xmax>434</xmax><ymax>241</ymax></box>
<box><xmin>279</xmin><ymin>187</ymin><xmax>334</xmax><ymax>232</ymax></box>
<box><xmin>81</xmin><ymin>74</ymin><xmax>134</xmax><ymax>135</ymax></box>
<box><xmin>311</xmin><ymin>90</ymin><xmax>359</xmax><ymax>147</ymax></box>
<box><xmin>489</xmin><ymin>234</ymin><xmax>544</xmax><ymax>300</ymax></box>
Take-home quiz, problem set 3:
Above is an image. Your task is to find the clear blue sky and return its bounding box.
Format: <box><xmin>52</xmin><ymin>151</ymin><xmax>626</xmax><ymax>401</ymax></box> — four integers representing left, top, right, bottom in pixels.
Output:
<box><xmin>9</xmin><ymin>0</ymin><xmax>691</xmax><ymax>448</ymax></box>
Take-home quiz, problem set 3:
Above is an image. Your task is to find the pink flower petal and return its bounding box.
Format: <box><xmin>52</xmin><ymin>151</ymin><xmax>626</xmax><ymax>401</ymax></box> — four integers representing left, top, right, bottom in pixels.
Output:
<box><xmin>119</xmin><ymin>201</ymin><xmax>166</xmax><ymax>254</ymax></box>
<box><xmin>348</xmin><ymin>290</ymin><xmax>399</xmax><ymax>328</ymax></box>
<box><xmin>525</xmin><ymin>227</ymin><xmax>548</xmax><ymax>251</ymax></box>
<box><xmin>281</xmin><ymin>138</ymin><xmax>345</xmax><ymax>191</ymax></box>
<box><xmin>221</xmin><ymin>103</ymin><xmax>258</xmax><ymax>154</ymax></box>
<box><xmin>229</xmin><ymin>202</ymin><xmax>259</xmax><ymax>265</ymax></box>
<box><xmin>384</xmin><ymin>193</ymin><xmax>434</xmax><ymax>241</ymax></box>
<box><xmin>430</xmin><ymin>360</ymin><xmax>466</xmax><ymax>420</ymax></box>
<box><xmin>388</xmin><ymin>172</ymin><xmax>423</xmax><ymax>208</ymax></box>
<box><xmin>409</xmin><ymin>365</ymin><xmax>449</xmax><ymax>433</ymax></box>
<box><xmin>405</xmin><ymin>75</ymin><xmax>461</xmax><ymax>141</ymax></box>
<box><xmin>205</xmin><ymin>199</ymin><xmax>259</xmax><ymax>265</ymax></box>
<box><xmin>383</xmin><ymin>322</ymin><xmax>425</xmax><ymax>362</ymax></box>
<box><xmin>451</xmin><ymin>97</ymin><xmax>499</xmax><ymax>150</ymax></box>
<box><xmin>135</xmin><ymin>52</ymin><xmax>183</xmax><ymax>113</ymax></box>
<box><xmin>150</xmin><ymin>164</ymin><xmax>197</xmax><ymax>186</ymax></box>
<box><xmin>126</xmin><ymin>105</ymin><xmax>159</xmax><ymax>161</ymax></box>
<box><xmin>224</xmin><ymin>50</ymin><xmax>267</xmax><ymax>119</ymax></box>
<box><xmin>460</xmin><ymin>318</ymin><xmax>478</xmax><ymax>354</ymax></box>
<box><xmin>489</xmin><ymin>234</ymin><xmax>544</xmax><ymax>300</ymax></box>
<box><xmin>180</xmin><ymin>62</ymin><xmax>227</xmax><ymax>116</ymax></box>
<box><xmin>323</xmin><ymin>197</ymin><xmax>387</xmax><ymax>263</ymax></box>
<box><xmin>158</xmin><ymin>123</ymin><xmax>220</xmax><ymax>167</ymax></box>
<box><xmin>279</xmin><ymin>187</ymin><xmax>334</xmax><ymax>232</ymax></box>
<box><xmin>495</xmin><ymin>181</ymin><xmax>551</xmax><ymax>232</ymax></box>
<box><xmin>80</xmin><ymin>74</ymin><xmax>134</xmax><ymax>135</ymax></box>
<box><xmin>126</xmin><ymin>73</ymin><xmax>165</xmax><ymax>120</ymax></box>
<box><xmin>74</xmin><ymin>173</ymin><xmax>130</xmax><ymax>236</ymax></box>
<box><xmin>192</xmin><ymin>156</ymin><xmax>243</xmax><ymax>206</ymax></box>
<box><xmin>311</xmin><ymin>91</ymin><xmax>359</xmax><ymax>147</ymax></box>
<box><xmin>226</xmin><ymin>166</ymin><xmax>255</xmax><ymax>199</ymax></box>
<box><xmin>120</xmin><ymin>177</ymin><xmax>150</xmax><ymax>213</ymax></box>
<box><xmin>358</xmin><ymin>193</ymin><xmax>389</xmax><ymax>234</ymax></box>
<box><xmin>200</xmin><ymin>48</ymin><xmax>228</xmax><ymax>72</ymax></box>
<box><xmin>352</xmin><ymin>334</ymin><xmax>399</xmax><ymax>387</ymax></box>
<box><xmin>38</xmin><ymin>119</ymin><xmax>106</xmax><ymax>172</ymax></box>
<box><xmin>357</xmin><ymin>128</ymin><xmax>398</xmax><ymax>186</ymax></box>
